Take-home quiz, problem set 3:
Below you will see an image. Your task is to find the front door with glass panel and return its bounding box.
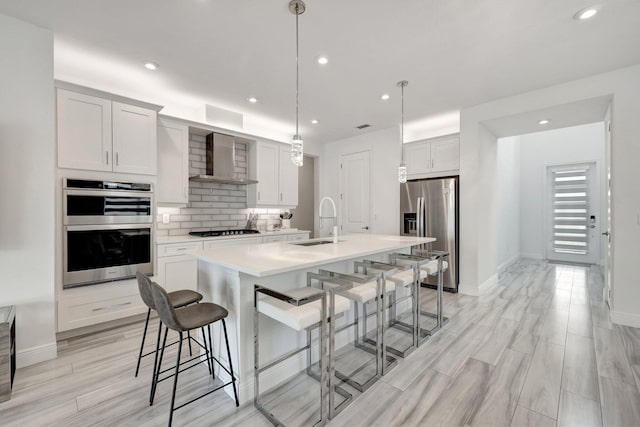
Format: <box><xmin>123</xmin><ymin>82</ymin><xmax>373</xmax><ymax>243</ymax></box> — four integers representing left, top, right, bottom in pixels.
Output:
<box><xmin>547</xmin><ymin>163</ymin><xmax>599</xmax><ymax>264</ymax></box>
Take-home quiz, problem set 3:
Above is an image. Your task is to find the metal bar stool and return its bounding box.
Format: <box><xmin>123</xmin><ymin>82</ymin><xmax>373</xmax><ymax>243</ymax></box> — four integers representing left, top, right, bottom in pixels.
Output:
<box><xmin>254</xmin><ymin>280</ymin><xmax>351</xmax><ymax>426</ymax></box>
<box><xmin>149</xmin><ymin>280</ymin><xmax>239</xmax><ymax>427</ymax></box>
<box><xmin>391</xmin><ymin>250</ymin><xmax>450</xmax><ymax>337</ymax></box>
<box><xmin>135</xmin><ymin>273</ymin><xmax>203</xmax><ymax>381</ymax></box>
<box><xmin>306</xmin><ymin>273</ymin><xmax>354</xmax><ymax>420</ymax></box>
<box><xmin>359</xmin><ymin>259</ymin><xmax>428</xmax><ymax>357</ymax></box>
<box><xmin>317</xmin><ymin>267</ymin><xmax>397</xmax><ymax>391</ymax></box>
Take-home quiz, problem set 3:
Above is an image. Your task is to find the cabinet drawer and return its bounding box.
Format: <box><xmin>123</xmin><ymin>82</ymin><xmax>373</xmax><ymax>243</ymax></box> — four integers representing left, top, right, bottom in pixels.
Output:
<box><xmin>262</xmin><ymin>235</ymin><xmax>287</xmax><ymax>243</ymax></box>
<box><xmin>58</xmin><ymin>294</ymin><xmax>146</xmax><ymax>332</ymax></box>
<box><xmin>204</xmin><ymin>237</ymin><xmax>262</xmax><ymax>249</ymax></box>
<box><xmin>157</xmin><ymin>241</ymin><xmax>203</xmax><ymax>257</ymax></box>
<box><xmin>287</xmin><ymin>233</ymin><xmax>309</xmax><ymax>241</ymax></box>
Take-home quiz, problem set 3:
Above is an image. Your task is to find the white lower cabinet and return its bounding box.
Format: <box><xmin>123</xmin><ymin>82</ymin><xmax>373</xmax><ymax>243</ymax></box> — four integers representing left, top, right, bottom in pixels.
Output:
<box><xmin>156</xmin><ymin>241</ymin><xmax>203</xmax><ymax>293</ymax></box>
<box><xmin>57</xmin><ymin>278</ymin><xmax>146</xmax><ymax>332</ymax></box>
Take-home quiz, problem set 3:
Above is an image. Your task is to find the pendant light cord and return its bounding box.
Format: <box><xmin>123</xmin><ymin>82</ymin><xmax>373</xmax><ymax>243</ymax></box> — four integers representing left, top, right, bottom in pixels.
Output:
<box><xmin>295</xmin><ymin>5</ymin><xmax>300</xmax><ymax>136</ymax></box>
<box><xmin>401</xmin><ymin>83</ymin><xmax>404</xmax><ymax>164</ymax></box>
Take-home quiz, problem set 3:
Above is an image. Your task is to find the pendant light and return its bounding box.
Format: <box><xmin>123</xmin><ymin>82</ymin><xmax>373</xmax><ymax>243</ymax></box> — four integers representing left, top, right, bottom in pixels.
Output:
<box><xmin>290</xmin><ymin>0</ymin><xmax>305</xmax><ymax>167</ymax></box>
<box><xmin>397</xmin><ymin>80</ymin><xmax>408</xmax><ymax>183</ymax></box>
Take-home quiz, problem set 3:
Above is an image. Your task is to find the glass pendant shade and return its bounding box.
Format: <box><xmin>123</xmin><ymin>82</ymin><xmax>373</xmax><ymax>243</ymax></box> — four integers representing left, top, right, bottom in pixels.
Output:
<box><xmin>398</xmin><ymin>164</ymin><xmax>407</xmax><ymax>183</ymax></box>
<box><xmin>291</xmin><ymin>135</ymin><xmax>304</xmax><ymax>167</ymax></box>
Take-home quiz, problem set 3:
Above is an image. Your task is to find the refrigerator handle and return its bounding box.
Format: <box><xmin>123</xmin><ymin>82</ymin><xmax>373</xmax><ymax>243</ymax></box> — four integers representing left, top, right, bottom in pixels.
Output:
<box><xmin>417</xmin><ymin>197</ymin><xmax>424</xmax><ymax>237</ymax></box>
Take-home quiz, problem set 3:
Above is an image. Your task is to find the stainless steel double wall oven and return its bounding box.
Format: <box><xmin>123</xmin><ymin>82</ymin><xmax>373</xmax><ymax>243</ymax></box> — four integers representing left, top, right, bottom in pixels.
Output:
<box><xmin>63</xmin><ymin>179</ymin><xmax>153</xmax><ymax>288</ymax></box>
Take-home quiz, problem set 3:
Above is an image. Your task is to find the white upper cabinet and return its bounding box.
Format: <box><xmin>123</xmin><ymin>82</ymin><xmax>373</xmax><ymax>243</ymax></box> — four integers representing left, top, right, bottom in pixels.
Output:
<box><xmin>403</xmin><ymin>134</ymin><xmax>459</xmax><ymax>177</ymax></box>
<box><xmin>278</xmin><ymin>146</ymin><xmax>299</xmax><ymax>206</ymax></box>
<box><xmin>248</xmin><ymin>141</ymin><xmax>298</xmax><ymax>207</ymax></box>
<box><xmin>57</xmin><ymin>87</ymin><xmax>158</xmax><ymax>175</ymax></box>
<box><xmin>404</xmin><ymin>142</ymin><xmax>432</xmax><ymax>176</ymax></box>
<box><xmin>111</xmin><ymin>102</ymin><xmax>157</xmax><ymax>175</ymax></box>
<box><xmin>57</xmin><ymin>89</ymin><xmax>112</xmax><ymax>171</ymax></box>
<box><xmin>157</xmin><ymin>119</ymin><xmax>189</xmax><ymax>205</ymax></box>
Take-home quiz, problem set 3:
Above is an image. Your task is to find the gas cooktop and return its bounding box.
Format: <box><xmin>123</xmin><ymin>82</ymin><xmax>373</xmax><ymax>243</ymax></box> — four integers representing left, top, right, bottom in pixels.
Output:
<box><xmin>189</xmin><ymin>229</ymin><xmax>260</xmax><ymax>237</ymax></box>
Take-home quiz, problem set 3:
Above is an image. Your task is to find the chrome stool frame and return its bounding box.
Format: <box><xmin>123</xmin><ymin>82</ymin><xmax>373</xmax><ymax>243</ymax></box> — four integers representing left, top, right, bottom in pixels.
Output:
<box><xmin>358</xmin><ymin>259</ymin><xmax>425</xmax><ymax>357</ymax></box>
<box><xmin>317</xmin><ymin>267</ymin><xmax>397</xmax><ymax>390</ymax></box>
<box><xmin>391</xmin><ymin>250</ymin><xmax>450</xmax><ymax>338</ymax></box>
<box><xmin>254</xmin><ymin>284</ymin><xmax>330</xmax><ymax>426</ymax></box>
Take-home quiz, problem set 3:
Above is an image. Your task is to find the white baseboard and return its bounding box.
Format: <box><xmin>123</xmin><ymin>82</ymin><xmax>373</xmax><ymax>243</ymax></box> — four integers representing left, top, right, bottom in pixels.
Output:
<box><xmin>17</xmin><ymin>342</ymin><xmax>57</xmax><ymax>368</ymax></box>
<box><xmin>459</xmin><ymin>273</ymin><xmax>499</xmax><ymax>297</ymax></box>
<box><xmin>497</xmin><ymin>255</ymin><xmax>519</xmax><ymax>274</ymax></box>
<box><xmin>611</xmin><ymin>310</ymin><xmax>640</xmax><ymax>328</ymax></box>
<box><xmin>520</xmin><ymin>252</ymin><xmax>544</xmax><ymax>260</ymax></box>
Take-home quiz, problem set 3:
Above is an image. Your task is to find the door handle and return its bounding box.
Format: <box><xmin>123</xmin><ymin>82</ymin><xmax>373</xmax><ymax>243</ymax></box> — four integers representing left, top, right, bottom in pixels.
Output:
<box><xmin>602</xmin><ymin>231</ymin><xmax>610</xmax><ymax>237</ymax></box>
<box><xmin>361</xmin><ymin>226</ymin><xmax>369</xmax><ymax>230</ymax></box>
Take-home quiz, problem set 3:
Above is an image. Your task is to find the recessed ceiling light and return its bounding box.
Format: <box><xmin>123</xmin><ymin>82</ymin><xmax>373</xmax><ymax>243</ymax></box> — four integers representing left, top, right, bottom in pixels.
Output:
<box><xmin>311</xmin><ymin>119</ymin><xmax>318</xmax><ymax>124</ymax></box>
<box><xmin>574</xmin><ymin>6</ymin><xmax>599</xmax><ymax>20</ymax></box>
<box><xmin>539</xmin><ymin>119</ymin><xmax>551</xmax><ymax>125</ymax></box>
<box><xmin>317</xmin><ymin>56</ymin><xmax>329</xmax><ymax>65</ymax></box>
<box><xmin>248</xmin><ymin>97</ymin><xmax>259</xmax><ymax>103</ymax></box>
<box><xmin>144</xmin><ymin>61</ymin><xmax>159</xmax><ymax>70</ymax></box>
<box><xmin>381</xmin><ymin>94</ymin><xmax>390</xmax><ymax>101</ymax></box>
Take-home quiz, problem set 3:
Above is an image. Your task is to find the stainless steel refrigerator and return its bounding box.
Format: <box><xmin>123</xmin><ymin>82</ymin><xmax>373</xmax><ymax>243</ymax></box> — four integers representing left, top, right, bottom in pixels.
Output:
<box><xmin>400</xmin><ymin>176</ymin><xmax>459</xmax><ymax>292</ymax></box>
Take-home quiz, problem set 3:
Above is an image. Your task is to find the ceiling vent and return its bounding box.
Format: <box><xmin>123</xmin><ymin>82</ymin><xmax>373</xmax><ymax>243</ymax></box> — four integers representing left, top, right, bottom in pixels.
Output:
<box><xmin>356</xmin><ymin>124</ymin><xmax>371</xmax><ymax>129</ymax></box>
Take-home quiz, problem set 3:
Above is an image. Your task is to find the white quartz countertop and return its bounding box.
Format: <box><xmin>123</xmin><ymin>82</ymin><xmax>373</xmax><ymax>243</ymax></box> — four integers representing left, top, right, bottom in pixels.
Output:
<box><xmin>192</xmin><ymin>234</ymin><xmax>435</xmax><ymax>277</ymax></box>
<box><xmin>156</xmin><ymin>229</ymin><xmax>311</xmax><ymax>245</ymax></box>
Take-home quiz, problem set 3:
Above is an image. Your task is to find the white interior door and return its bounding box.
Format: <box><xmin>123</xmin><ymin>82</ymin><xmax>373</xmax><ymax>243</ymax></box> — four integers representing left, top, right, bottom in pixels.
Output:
<box><xmin>340</xmin><ymin>150</ymin><xmax>371</xmax><ymax>234</ymax></box>
<box><xmin>546</xmin><ymin>162</ymin><xmax>599</xmax><ymax>264</ymax></box>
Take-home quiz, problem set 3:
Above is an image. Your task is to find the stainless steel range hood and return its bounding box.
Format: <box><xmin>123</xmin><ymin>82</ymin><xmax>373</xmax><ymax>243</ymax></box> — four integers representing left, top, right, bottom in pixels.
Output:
<box><xmin>189</xmin><ymin>132</ymin><xmax>258</xmax><ymax>185</ymax></box>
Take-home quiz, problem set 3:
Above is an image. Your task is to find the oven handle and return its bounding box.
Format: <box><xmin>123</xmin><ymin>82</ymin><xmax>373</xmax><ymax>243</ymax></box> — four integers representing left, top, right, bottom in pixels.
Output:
<box><xmin>64</xmin><ymin>189</ymin><xmax>154</xmax><ymax>198</ymax></box>
<box><xmin>65</xmin><ymin>223</ymin><xmax>153</xmax><ymax>232</ymax></box>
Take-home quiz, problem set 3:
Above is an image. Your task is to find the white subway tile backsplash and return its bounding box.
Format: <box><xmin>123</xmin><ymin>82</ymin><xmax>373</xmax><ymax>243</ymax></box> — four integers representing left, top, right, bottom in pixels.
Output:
<box><xmin>156</xmin><ymin>133</ymin><xmax>285</xmax><ymax>232</ymax></box>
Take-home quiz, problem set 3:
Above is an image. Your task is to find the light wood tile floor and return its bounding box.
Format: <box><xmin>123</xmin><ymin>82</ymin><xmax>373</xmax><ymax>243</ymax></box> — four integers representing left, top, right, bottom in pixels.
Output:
<box><xmin>2</xmin><ymin>260</ymin><xmax>640</xmax><ymax>426</ymax></box>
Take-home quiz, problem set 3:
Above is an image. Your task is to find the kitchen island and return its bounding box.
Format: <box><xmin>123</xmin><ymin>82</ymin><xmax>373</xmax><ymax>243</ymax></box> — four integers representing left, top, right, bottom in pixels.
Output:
<box><xmin>192</xmin><ymin>233</ymin><xmax>434</xmax><ymax>403</ymax></box>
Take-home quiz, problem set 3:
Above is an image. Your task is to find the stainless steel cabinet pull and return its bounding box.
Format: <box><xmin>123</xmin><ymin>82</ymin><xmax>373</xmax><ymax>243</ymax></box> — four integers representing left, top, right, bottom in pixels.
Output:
<box><xmin>361</xmin><ymin>226</ymin><xmax>369</xmax><ymax>230</ymax></box>
<box><xmin>602</xmin><ymin>231</ymin><xmax>610</xmax><ymax>236</ymax></box>
<box><xmin>92</xmin><ymin>301</ymin><xmax>132</xmax><ymax>312</ymax></box>
<box><xmin>184</xmin><ymin>187</ymin><xmax>188</xmax><ymax>198</ymax></box>
<box><xmin>115</xmin><ymin>152</ymin><xmax>119</xmax><ymax>166</ymax></box>
<box><xmin>280</xmin><ymin>193</ymin><xmax>283</xmax><ymax>201</ymax></box>
<box><xmin>106</xmin><ymin>151</ymin><xmax>109</xmax><ymax>165</ymax></box>
<box><xmin>258</xmin><ymin>191</ymin><xmax>260</xmax><ymax>201</ymax></box>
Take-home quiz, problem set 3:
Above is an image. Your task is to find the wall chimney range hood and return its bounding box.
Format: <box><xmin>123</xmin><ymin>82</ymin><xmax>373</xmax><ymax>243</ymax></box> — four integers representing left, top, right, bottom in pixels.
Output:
<box><xmin>189</xmin><ymin>132</ymin><xmax>258</xmax><ymax>185</ymax></box>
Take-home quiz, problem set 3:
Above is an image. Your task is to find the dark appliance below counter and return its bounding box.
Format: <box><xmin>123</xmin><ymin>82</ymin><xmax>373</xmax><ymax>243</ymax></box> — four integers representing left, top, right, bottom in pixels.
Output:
<box><xmin>189</xmin><ymin>229</ymin><xmax>260</xmax><ymax>238</ymax></box>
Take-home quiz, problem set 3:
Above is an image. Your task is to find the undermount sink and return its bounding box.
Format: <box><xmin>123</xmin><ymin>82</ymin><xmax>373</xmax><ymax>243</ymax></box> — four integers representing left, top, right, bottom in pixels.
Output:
<box><xmin>291</xmin><ymin>239</ymin><xmax>336</xmax><ymax>246</ymax></box>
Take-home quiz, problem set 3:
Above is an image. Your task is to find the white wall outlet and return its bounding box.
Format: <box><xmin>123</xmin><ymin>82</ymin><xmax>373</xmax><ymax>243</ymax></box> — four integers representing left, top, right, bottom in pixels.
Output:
<box><xmin>162</xmin><ymin>213</ymin><xmax>170</xmax><ymax>224</ymax></box>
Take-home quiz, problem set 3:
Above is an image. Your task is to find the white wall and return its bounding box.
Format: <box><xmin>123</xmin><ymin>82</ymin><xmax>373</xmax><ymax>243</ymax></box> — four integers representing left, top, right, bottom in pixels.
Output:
<box><xmin>319</xmin><ymin>127</ymin><xmax>401</xmax><ymax>237</ymax></box>
<box><xmin>496</xmin><ymin>136</ymin><xmax>521</xmax><ymax>270</ymax></box>
<box><xmin>0</xmin><ymin>14</ymin><xmax>56</xmax><ymax>366</ymax></box>
<box><xmin>459</xmin><ymin>64</ymin><xmax>640</xmax><ymax>327</ymax></box>
<box><xmin>518</xmin><ymin>123</ymin><xmax>605</xmax><ymax>261</ymax></box>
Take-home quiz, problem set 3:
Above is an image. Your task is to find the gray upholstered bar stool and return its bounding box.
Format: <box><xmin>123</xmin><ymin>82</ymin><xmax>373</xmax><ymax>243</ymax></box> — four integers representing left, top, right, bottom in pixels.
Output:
<box><xmin>358</xmin><ymin>259</ymin><xmax>428</xmax><ymax>356</ymax></box>
<box><xmin>254</xmin><ymin>280</ymin><xmax>351</xmax><ymax>426</ymax></box>
<box><xmin>149</xmin><ymin>280</ymin><xmax>239</xmax><ymax>427</ymax></box>
<box><xmin>317</xmin><ymin>266</ymin><xmax>397</xmax><ymax>391</ymax></box>
<box><xmin>392</xmin><ymin>250</ymin><xmax>450</xmax><ymax>336</ymax></box>
<box><xmin>135</xmin><ymin>272</ymin><xmax>203</xmax><ymax>378</ymax></box>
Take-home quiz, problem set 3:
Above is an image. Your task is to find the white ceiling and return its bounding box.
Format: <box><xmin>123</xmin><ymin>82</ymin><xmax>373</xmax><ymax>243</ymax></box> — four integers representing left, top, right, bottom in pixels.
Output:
<box><xmin>1</xmin><ymin>0</ymin><xmax>639</xmax><ymax>144</ymax></box>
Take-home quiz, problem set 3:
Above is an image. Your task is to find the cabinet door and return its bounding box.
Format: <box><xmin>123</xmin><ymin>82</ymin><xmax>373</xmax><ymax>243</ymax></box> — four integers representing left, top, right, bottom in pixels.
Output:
<box><xmin>404</xmin><ymin>142</ymin><xmax>431</xmax><ymax>176</ymax></box>
<box><xmin>112</xmin><ymin>102</ymin><xmax>157</xmax><ymax>175</ymax></box>
<box><xmin>157</xmin><ymin>119</ymin><xmax>189</xmax><ymax>204</ymax></box>
<box><xmin>159</xmin><ymin>255</ymin><xmax>198</xmax><ymax>293</ymax></box>
<box><xmin>278</xmin><ymin>147</ymin><xmax>299</xmax><ymax>206</ymax></box>
<box><xmin>57</xmin><ymin>89</ymin><xmax>112</xmax><ymax>171</ymax></box>
<box><xmin>255</xmin><ymin>142</ymin><xmax>279</xmax><ymax>205</ymax></box>
<box><xmin>431</xmin><ymin>137</ymin><xmax>459</xmax><ymax>172</ymax></box>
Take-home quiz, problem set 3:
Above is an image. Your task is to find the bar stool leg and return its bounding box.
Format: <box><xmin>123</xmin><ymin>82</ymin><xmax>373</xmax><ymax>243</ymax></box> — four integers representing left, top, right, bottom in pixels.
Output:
<box><xmin>150</xmin><ymin>320</ymin><xmax>164</xmax><ymax>405</ymax></box>
<box><xmin>151</xmin><ymin>326</ymin><xmax>169</xmax><ymax>406</ymax></box>
<box><xmin>207</xmin><ymin>324</ymin><xmax>215</xmax><ymax>380</ymax></box>
<box><xmin>135</xmin><ymin>308</ymin><xmax>151</xmax><ymax>377</ymax></box>
<box><xmin>200</xmin><ymin>326</ymin><xmax>212</xmax><ymax>376</ymax></box>
<box><xmin>187</xmin><ymin>331</ymin><xmax>193</xmax><ymax>357</ymax></box>
<box><xmin>221</xmin><ymin>320</ymin><xmax>239</xmax><ymax>406</ymax></box>
<box><xmin>169</xmin><ymin>331</ymin><xmax>183</xmax><ymax>427</ymax></box>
